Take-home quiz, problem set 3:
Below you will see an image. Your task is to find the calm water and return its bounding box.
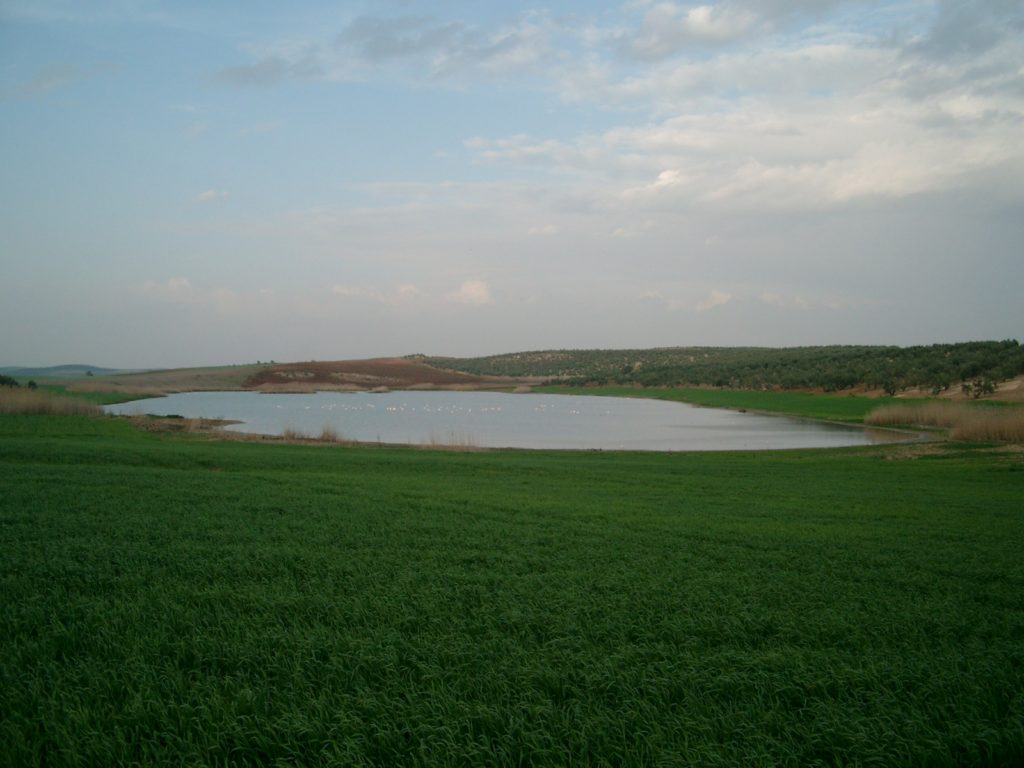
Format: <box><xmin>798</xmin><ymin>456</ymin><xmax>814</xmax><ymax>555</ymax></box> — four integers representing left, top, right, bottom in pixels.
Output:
<box><xmin>104</xmin><ymin>391</ymin><xmax>906</xmax><ymax>451</ymax></box>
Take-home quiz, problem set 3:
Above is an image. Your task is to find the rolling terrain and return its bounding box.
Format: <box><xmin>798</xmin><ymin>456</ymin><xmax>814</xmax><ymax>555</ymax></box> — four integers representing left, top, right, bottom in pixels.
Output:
<box><xmin>54</xmin><ymin>358</ymin><xmax>522</xmax><ymax>397</ymax></box>
<box><xmin>242</xmin><ymin>357</ymin><xmax>520</xmax><ymax>391</ymax></box>
<box><xmin>421</xmin><ymin>341</ymin><xmax>1024</xmax><ymax>397</ymax></box>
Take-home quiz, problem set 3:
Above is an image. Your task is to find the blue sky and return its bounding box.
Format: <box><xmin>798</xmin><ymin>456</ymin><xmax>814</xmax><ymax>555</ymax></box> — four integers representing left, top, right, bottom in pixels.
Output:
<box><xmin>2</xmin><ymin>0</ymin><xmax>1022</xmax><ymax>368</ymax></box>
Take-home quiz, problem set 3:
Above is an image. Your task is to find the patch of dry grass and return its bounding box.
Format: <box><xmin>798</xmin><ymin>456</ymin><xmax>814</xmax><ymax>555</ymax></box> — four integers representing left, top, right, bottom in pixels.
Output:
<box><xmin>0</xmin><ymin>388</ymin><xmax>101</xmax><ymax>416</ymax></box>
<box><xmin>866</xmin><ymin>402</ymin><xmax>1024</xmax><ymax>441</ymax></box>
<box><xmin>424</xmin><ymin>431</ymin><xmax>481</xmax><ymax>451</ymax></box>
<box><xmin>318</xmin><ymin>426</ymin><xmax>345</xmax><ymax>443</ymax></box>
<box><xmin>279</xmin><ymin>425</ymin><xmax>350</xmax><ymax>444</ymax></box>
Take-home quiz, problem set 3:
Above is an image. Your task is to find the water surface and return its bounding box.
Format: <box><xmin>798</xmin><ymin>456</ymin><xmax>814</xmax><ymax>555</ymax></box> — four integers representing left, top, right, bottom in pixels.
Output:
<box><xmin>104</xmin><ymin>390</ymin><xmax>905</xmax><ymax>451</ymax></box>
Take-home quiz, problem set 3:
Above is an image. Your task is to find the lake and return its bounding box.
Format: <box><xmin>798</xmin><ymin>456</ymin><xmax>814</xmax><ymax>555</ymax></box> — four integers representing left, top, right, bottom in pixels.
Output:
<box><xmin>103</xmin><ymin>390</ymin><xmax>907</xmax><ymax>451</ymax></box>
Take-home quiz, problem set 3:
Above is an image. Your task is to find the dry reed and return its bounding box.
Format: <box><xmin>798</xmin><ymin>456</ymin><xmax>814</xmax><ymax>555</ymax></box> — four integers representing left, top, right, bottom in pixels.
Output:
<box><xmin>280</xmin><ymin>425</ymin><xmax>349</xmax><ymax>444</ymax></box>
<box><xmin>0</xmin><ymin>388</ymin><xmax>101</xmax><ymax>416</ymax></box>
<box><xmin>315</xmin><ymin>428</ymin><xmax>352</xmax><ymax>444</ymax></box>
<box><xmin>425</xmin><ymin>431</ymin><xmax>480</xmax><ymax>451</ymax></box>
<box><xmin>866</xmin><ymin>402</ymin><xmax>1024</xmax><ymax>441</ymax></box>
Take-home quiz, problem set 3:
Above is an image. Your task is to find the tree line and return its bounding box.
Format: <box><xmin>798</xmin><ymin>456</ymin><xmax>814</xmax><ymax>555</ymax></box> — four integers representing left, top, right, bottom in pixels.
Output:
<box><xmin>420</xmin><ymin>340</ymin><xmax>1024</xmax><ymax>395</ymax></box>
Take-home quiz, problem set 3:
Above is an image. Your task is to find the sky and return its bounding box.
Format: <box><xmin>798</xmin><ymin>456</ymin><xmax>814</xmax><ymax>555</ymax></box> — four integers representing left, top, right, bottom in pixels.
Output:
<box><xmin>1</xmin><ymin>0</ymin><xmax>1022</xmax><ymax>368</ymax></box>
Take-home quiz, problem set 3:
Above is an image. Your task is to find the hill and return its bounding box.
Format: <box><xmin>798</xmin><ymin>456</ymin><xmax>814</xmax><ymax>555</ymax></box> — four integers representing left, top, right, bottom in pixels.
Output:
<box><xmin>0</xmin><ymin>364</ymin><xmax>129</xmax><ymax>379</ymax></box>
<box><xmin>60</xmin><ymin>358</ymin><xmax>521</xmax><ymax>397</ymax></box>
<box><xmin>242</xmin><ymin>357</ymin><xmax>516</xmax><ymax>391</ymax></box>
<box><xmin>419</xmin><ymin>341</ymin><xmax>1024</xmax><ymax>396</ymax></box>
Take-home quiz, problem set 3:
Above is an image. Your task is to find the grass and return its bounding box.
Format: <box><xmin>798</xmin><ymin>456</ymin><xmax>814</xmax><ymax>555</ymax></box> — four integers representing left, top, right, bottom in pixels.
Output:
<box><xmin>0</xmin><ymin>386</ymin><xmax>103</xmax><ymax>416</ymax></box>
<box><xmin>534</xmin><ymin>385</ymin><xmax>920</xmax><ymax>423</ymax></box>
<box><xmin>2</xmin><ymin>414</ymin><xmax>1023</xmax><ymax>765</ymax></box>
<box><xmin>38</xmin><ymin>384</ymin><xmax>155</xmax><ymax>406</ymax></box>
<box><xmin>866</xmin><ymin>402</ymin><xmax>1024</xmax><ymax>441</ymax></box>
<box><xmin>277</xmin><ymin>425</ymin><xmax>351</xmax><ymax>444</ymax></box>
<box><xmin>87</xmin><ymin>363</ymin><xmax>268</xmax><ymax>393</ymax></box>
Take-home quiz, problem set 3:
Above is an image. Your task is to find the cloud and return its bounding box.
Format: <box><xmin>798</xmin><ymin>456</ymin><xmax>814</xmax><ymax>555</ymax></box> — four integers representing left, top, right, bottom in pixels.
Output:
<box><xmin>212</xmin><ymin>48</ymin><xmax>324</xmax><ymax>87</ymax></box>
<box><xmin>331</xmin><ymin>280</ymin><xmax>493</xmax><ymax>309</ymax></box>
<box><xmin>695</xmin><ymin>289</ymin><xmax>732</xmax><ymax>312</ymax></box>
<box><xmin>527</xmin><ymin>224</ymin><xmax>559</xmax><ymax>236</ymax></box>
<box><xmin>142</xmin><ymin>277</ymin><xmax>193</xmax><ymax>301</ymax></box>
<box><xmin>626</xmin><ymin>3</ymin><xmax>758</xmax><ymax>58</ymax></box>
<box><xmin>16</xmin><ymin>63</ymin><xmax>79</xmax><ymax>96</ymax></box>
<box><xmin>331</xmin><ymin>283</ymin><xmax>422</xmax><ymax>306</ymax></box>
<box><xmin>912</xmin><ymin>0</ymin><xmax>1024</xmax><ymax>60</ymax></box>
<box><xmin>337</xmin><ymin>16</ymin><xmax>469</xmax><ymax>61</ymax></box>
<box><xmin>195</xmin><ymin>189</ymin><xmax>227</xmax><ymax>203</ymax></box>
<box><xmin>446</xmin><ymin>280</ymin><xmax>492</xmax><ymax>306</ymax></box>
<box><xmin>211</xmin><ymin>12</ymin><xmax>558</xmax><ymax>88</ymax></box>
<box><xmin>467</xmin><ymin>25</ymin><xmax>1024</xmax><ymax>211</ymax></box>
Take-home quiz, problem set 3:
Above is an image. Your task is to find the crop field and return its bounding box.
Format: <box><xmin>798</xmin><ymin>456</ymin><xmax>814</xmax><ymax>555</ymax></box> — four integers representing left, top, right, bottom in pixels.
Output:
<box><xmin>534</xmin><ymin>385</ymin><xmax>924</xmax><ymax>423</ymax></box>
<box><xmin>2</xmin><ymin>414</ymin><xmax>1023</xmax><ymax>766</ymax></box>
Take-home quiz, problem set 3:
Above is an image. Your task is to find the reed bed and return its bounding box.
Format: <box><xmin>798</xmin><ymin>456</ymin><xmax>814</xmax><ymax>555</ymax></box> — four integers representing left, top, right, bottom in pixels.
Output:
<box><xmin>425</xmin><ymin>430</ymin><xmax>481</xmax><ymax>451</ymax></box>
<box><xmin>0</xmin><ymin>387</ymin><xmax>101</xmax><ymax>416</ymax></box>
<box><xmin>865</xmin><ymin>401</ymin><xmax>1024</xmax><ymax>441</ymax></box>
<box><xmin>280</xmin><ymin>425</ymin><xmax>350</xmax><ymax>444</ymax></box>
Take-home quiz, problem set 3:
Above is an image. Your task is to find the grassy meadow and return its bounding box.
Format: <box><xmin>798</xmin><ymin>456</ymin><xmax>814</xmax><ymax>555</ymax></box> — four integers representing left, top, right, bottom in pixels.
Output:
<box><xmin>2</xmin><ymin>410</ymin><xmax>1023</xmax><ymax>766</ymax></box>
<box><xmin>534</xmin><ymin>384</ymin><xmax>915</xmax><ymax>423</ymax></box>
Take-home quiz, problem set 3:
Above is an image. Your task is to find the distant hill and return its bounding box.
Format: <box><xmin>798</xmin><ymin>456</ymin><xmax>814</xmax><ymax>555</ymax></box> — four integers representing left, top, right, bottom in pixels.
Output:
<box><xmin>419</xmin><ymin>341</ymin><xmax>1024</xmax><ymax>396</ymax></box>
<box><xmin>0</xmin><ymin>364</ymin><xmax>134</xmax><ymax>379</ymax></box>
<box><xmin>243</xmin><ymin>358</ymin><xmax>512</xmax><ymax>391</ymax></box>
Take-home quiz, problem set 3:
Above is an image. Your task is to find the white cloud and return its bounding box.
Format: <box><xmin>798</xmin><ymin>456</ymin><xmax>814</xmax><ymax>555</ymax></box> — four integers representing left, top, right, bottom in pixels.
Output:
<box><xmin>17</xmin><ymin>63</ymin><xmax>79</xmax><ymax>96</ymax></box>
<box><xmin>627</xmin><ymin>3</ymin><xmax>758</xmax><ymax>58</ymax></box>
<box><xmin>469</xmin><ymin>29</ymin><xmax>1024</xmax><ymax>211</ymax></box>
<box><xmin>331</xmin><ymin>283</ymin><xmax>422</xmax><ymax>306</ymax></box>
<box><xmin>527</xmin><ymin>224</ymin><xmax>559</xmax><ymax>236</ymax></box>
<box><xmin>213</xmin><ymin>12</ymin><xmax>561</xmax><ymax>87</ymax></box>
<box><xmin>695</xmin><ymin>289</ymin><xmax>732</xmax><ymax>312</ymax></box>
<box><xmin>143</xmin><ymin>277</ymin><xmax>193</xmax><ymax>301</ymax></box>
<box><xmin>195</xmin><ymin>188</ymin><xmax>227</xmax><ymax>203</ymax></box>
<box><xmin>447</xmin><ymin>280</ymin><xmax>492</xmax><ymax>305</ymax></box>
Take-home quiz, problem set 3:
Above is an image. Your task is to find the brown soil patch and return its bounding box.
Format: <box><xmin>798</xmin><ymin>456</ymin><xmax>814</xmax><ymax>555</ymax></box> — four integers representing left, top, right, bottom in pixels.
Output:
<box><xmin>243</xmin><ymin>358</ymin><xmax>514</xmax><ymax>391</ymax></box>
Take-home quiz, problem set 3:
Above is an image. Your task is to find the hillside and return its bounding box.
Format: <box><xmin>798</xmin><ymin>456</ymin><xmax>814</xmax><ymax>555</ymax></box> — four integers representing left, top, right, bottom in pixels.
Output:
<box><xmin>59</xmin><ymin>358</ymin><xmax>520</xmax><ymax>396</ymax></box>
<box><xmin>242</xmin><ymin>357</ymin><xmax>515</xmax><ymax>391</ymax></box>
<box><xmin>420</xmin><ymin>341</ymin><xmax>1024</xmax><ymax>396</ymax></box>
<box><xmin>0</xmin><ymin>364</ymin><xmax>128</xmax><ymax>379</ymax></box>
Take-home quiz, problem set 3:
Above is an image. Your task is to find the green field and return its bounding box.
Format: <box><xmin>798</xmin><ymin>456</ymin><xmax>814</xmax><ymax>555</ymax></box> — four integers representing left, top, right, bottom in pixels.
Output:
<box><xmin>37</xmin><ymin>384</ymin><xmax>153</xmax><ymax>406</ymax></box>
<box><xmin>2</xmin><ymin>415</ymin><xmax>1023</xmax><ymax>766</ymax></box>
<box><xmin>534</xmin><ymin>385</ymin><xmax>912</xmax><ymax>423</ymax></box>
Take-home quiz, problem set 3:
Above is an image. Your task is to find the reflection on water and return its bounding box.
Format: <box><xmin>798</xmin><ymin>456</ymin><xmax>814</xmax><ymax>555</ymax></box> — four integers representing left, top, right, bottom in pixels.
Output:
<box><xmin>105</xmin><ymin>390</ymin><xmax>910</xmax><ymax>452</ymax></box>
